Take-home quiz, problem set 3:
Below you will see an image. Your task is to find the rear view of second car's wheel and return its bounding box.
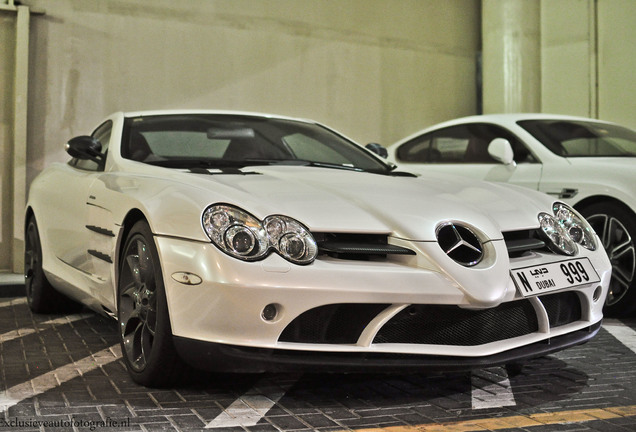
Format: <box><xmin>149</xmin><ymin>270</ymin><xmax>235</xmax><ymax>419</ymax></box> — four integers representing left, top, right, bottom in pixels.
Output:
<box><xmin>118</xmin><ymin>220</ymin><xmax>187</xmax><ymax>387</ymax></box>
<box><xmin>580</xmin><ymin>202</ymin><xmax>636</xmax><ymax>317</ymax></box>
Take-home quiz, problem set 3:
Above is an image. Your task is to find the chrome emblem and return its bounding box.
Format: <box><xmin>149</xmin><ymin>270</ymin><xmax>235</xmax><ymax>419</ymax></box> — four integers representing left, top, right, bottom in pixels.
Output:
<box><xmin>436</xmin><ymin>223</ymin><xmax>484</xmax><ymax>266</ymax></box>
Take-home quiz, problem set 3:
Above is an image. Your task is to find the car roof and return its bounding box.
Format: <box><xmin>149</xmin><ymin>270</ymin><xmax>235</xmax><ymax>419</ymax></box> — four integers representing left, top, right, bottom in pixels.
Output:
<box><xmin>391</xmin><ymin>113</ymin><xmax>622</xmax><ymax>147</ymax></box>
<box><xmin>121</xmin><ymin>109</ymin><xmax>317</xmax><ymax>125</ymax></box>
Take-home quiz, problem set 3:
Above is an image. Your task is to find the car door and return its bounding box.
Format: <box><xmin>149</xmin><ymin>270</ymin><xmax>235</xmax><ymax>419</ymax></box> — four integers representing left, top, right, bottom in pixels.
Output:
<box><xmin>394</xmin><ymin>123</ymin><xmax>543</xmax><ymax>190</ymax></box>
<box><xmin>45</xmin><ymin>121</ymin><xmax>112</xmax><ymax>300</ymax></box>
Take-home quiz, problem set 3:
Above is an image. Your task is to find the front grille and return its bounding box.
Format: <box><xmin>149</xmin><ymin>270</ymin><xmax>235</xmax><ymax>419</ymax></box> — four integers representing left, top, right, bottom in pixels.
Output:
<box><xmin>503</xmin><ymin>229</ymin><xmax>548</xmax><ymax>257</ymax></box>
<box><xmin>279</xmin><ymin>304</ymin><xmax>390</xmax><ymax>344</ymax></box>
<box><xmin>314</xmin><ymin>233</ymin><xmax>413</xmax><ymax>260</ymax></box>
<box><xmin>373</xmin><ymin>300</ymin><xmax>538</xmax><ymax>346</ymax></box>
<box><xmin>539</xmin><ymin>291</ymin><xmax>582</xmax><ymax>327</ymax></box>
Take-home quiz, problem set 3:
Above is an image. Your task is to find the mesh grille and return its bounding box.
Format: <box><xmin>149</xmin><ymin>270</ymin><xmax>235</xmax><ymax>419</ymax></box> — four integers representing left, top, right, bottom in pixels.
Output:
<box><xmin>373</xmin><ymin>300</ymin><xmax>538</xmax><ymax>346</ymax></box>
<box><xmin>279</xmin><ymin>304</ymin><xmax>390</xmax><ymax>344</ymax></box>
<box><xmin>539</xmin><ymin>291</ymin><xmax>582</xmax><ymax>327</ymax></box>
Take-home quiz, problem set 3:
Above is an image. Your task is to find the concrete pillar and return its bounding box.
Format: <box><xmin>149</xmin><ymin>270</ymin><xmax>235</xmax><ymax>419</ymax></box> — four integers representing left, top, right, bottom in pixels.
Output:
<box><xmin>12</xmin><ymin>5</ymin><xmax>29</xmax><ymax>273</ymax></box>
<box><xmin>482</xmin><ymin>0</ymin><xmax>541</xmax><ymax>113</ymax></box>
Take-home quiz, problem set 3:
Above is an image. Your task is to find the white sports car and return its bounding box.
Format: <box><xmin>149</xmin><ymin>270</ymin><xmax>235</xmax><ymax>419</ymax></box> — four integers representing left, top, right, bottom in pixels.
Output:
<box><xmin>26</xmin><ymin>110</ymin><xmax>611</xmax><ymax>387</ymax></box>
<box><xmin>388</xmin><ymin>114</ymin><xmax>636</xmax><ymax>317</ymax></box>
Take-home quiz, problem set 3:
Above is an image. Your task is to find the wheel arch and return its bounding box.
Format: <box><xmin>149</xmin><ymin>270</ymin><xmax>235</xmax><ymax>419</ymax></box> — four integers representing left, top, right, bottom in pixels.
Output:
<box><xmin>113</xmin><ymin>208</ymin><xmax>150</xmax><ymax>304</ymax></box>
<box><xmin>24</xmin><ymin>206</ymin><xmax>35</xmax><ymax>227</ymax></box>
<box><xmin>574</xmin><ymin>195</ymin><xmax>636</xmax><ymax>218</ymax></box>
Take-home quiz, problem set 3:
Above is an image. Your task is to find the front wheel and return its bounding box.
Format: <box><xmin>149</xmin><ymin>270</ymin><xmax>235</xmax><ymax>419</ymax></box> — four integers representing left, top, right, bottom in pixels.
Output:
<box><xmin>580</xmin><ymin>202</ymin><xmax>636</xmax><ymax>317</ymax></box>
<box><xmin>118</xmin><ymin>220</ymin><xmax>187</xmax><ymax>387</ymax></box>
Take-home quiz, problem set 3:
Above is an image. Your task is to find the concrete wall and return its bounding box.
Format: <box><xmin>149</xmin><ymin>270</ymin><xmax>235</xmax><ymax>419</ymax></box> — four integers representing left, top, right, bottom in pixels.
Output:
<box><xmin>0</xmin><ymin>11</ymin><xmax>15</xmax><ymax>270</ymax></box>
<box><xmin>24</xmin><ymin>0</ymin><xmax>480</xmax><ymax>176</ymax></box>
<box><xmin>597</xmin><ymin>0</ymin><xmax>636</xmax><ymax>128</ymax></box>
<box><xmin>540</xmin><ymin>0</ymin><xmax>636</xmax><ymax>129</ymax></box>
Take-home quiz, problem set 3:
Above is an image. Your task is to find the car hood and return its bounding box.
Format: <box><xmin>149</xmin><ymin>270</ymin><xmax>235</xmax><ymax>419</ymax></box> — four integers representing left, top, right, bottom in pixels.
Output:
<box><xmin>160</xmin><ymin>166</ymin><xmax>552</xmax><ymax>242</ymax></box>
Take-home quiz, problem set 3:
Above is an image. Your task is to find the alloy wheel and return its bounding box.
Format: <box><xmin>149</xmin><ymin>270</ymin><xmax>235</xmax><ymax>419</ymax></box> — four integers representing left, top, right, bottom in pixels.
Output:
<box><xmin>119</xmin><ymin>237</ymin><xmax>158</xmax><ymax>372</ymax></box>
<box><xmin>586</xmin><ymin>214</ymin><xmax>636</xmax><ymax>307</ymax></box>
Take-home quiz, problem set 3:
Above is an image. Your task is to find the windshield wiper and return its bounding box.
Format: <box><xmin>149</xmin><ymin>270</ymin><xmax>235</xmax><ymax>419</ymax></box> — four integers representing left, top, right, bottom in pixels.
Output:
<box><xmin>146</xmin><ymin>157</ymin><xmax>397</xmax><ymax>174</ymax></box>
<box><xmin>261</xmin><ymin>159</ymin><xmax>366</xmax><ymax>172</ymax></box>
<box><xmin>145</xmin><ymin>158</ymin><xmax>272</xmax><ymax>169</ymax></box>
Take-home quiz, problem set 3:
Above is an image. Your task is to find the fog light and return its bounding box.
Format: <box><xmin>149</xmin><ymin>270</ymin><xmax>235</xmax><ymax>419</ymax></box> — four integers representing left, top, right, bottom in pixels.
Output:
<box><xmin>262</xmin><ymin>303</ymin><xmax>278</xmax><ymax>321</ymax></box>
<box><xmin>593</xmin><ymin>286</ymin><xmax>602</xmax><ymax>302</ymax></box>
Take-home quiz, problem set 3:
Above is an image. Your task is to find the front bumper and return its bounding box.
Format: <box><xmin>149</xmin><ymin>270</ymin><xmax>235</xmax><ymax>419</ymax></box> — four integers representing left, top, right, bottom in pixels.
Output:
<box><xmin>155</xmin><ymin>233</ymin><xmax>610</xmax><ymax>371</ymax></box>
<box><xmin>174</xmin><ymin>321</ymin><xmax>602</xmax><ymax>373</ymax></box>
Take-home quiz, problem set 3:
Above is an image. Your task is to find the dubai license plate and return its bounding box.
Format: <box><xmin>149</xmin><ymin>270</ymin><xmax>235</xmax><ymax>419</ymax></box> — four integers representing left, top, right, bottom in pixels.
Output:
<box><xmin>511</xmin><ymin>258</ymin><xmax>600</xmax><ymax>297</ymax></box>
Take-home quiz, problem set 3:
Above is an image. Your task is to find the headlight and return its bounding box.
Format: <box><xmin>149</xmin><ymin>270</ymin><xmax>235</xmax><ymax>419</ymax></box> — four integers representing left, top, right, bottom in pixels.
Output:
<box><xmin>202</xmin><ymin>204</ymin><xmax>268</xmax><ymax>260</ymax></box>
<box><xmin>264</xmin><ymin>215</ymin><xmax>318</xmax><ymax>264</ymax></box>
<box><xmin>537</xmin><ymin>202</ymin><xmax>597</xmax><ymax>256</ymax></box>
<box><xmin>552</xmin><ymin>202</ymin><xmax>597</xmax><ymax>251</ymax></box>
<box><xmin>202</xmin><ymin>204</ymin><xmax>317</xmax><ymax>264</ymax></box>
<box><xmin>538</xmin><ymin>212</ymin><xmax>577</xmax><ymax>255</ymax></box>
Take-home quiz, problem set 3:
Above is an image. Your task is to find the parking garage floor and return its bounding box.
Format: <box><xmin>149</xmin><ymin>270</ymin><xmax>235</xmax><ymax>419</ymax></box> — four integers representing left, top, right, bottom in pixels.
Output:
<box><xmin>1</xmin><ymin>278</ymin><xmax>636</xmax><ymax>432</ymax></box>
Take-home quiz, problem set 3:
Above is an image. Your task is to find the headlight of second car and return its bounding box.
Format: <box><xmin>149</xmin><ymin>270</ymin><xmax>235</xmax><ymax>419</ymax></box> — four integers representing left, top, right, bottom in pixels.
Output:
<box><xmin>202</xmin><ymin>204</ymin><xmax>317</xmax><ymax>264</ymax></box>
<box><xmin>538</xmin><ymin>202</ymin><xmax>597</xmax><ymax>255</ymax></box>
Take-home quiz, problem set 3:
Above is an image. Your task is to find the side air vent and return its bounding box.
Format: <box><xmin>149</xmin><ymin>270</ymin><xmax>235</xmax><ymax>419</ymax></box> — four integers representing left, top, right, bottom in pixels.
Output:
<box><xmin>503</xmin><ymin>229</ymin><xmax>548</xmax><ymax>257</ymax></box>
<box><xmin>314</xmin><ymin>233</ymin><xmax>414</xmax><ymax>260</ymax></box>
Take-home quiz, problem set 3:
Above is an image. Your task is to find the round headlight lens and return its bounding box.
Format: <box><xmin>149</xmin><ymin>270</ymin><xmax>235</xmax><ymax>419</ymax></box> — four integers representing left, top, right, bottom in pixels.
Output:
<box><xmin>553</xmin><ymin>202</ymin><xmax>597</xmax><ymax>251</ymax></box>
<box><xmin>225</xmin><ymin>226</ymin><xmax>257</xmax><ymax>256</ymax></box>
<box><xmin>279</xmin><ymin>233</ymin><xmax>306</xmax><ymax>260</ymax></box>
<box><xmin>538</xmin><ymin>212</ymin><xmax>577</xmax><ymax>255</ymax></box>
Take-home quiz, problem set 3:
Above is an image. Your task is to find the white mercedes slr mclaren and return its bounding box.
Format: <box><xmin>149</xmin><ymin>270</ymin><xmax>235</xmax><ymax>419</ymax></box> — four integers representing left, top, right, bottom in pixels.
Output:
<box><xmin>25</xmin><ymin>111</ymin><xmax>611</xmax><ymax>387</ymax></box>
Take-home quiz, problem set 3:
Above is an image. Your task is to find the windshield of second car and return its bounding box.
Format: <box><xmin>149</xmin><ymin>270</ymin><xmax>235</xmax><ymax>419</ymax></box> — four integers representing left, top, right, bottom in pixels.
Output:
<box><xmin>121</xmin><ymin>114</ymin><xmax>391</xmax><ymax>173</ymax></box>
<box><xmin>518</xmin><ymin>119</ymin><xmax>636</xmax><ymax>157</ymax></box>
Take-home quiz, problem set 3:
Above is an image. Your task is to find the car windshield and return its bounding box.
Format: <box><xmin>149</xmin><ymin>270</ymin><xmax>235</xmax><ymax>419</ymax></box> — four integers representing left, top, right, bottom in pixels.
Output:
<box><xmin>518</xmin><ymin>119</ymin><xmax>636</xmax><ymax>157</ymax></box>
<box><xmin>121</xmin><ymin>114</ymin><xmax>391</xmax><ymax>173</ymax></box>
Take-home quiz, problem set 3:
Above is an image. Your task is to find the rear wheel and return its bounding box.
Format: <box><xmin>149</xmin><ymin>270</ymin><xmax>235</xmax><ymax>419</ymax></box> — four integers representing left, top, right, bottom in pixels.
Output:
<box><xmin>24</xmin><ymin>217</ymin><xmax>76</xmax><ymax>313</ymax></box>
<box><xmin>580</xmin><ymin>202</ymin><xmax>636</xmax><ymax>317</ymax></box>
<box><xmin>118</xmin><ymin>220</ymin><xmax>187</xmax><ymax>387</ymax></box>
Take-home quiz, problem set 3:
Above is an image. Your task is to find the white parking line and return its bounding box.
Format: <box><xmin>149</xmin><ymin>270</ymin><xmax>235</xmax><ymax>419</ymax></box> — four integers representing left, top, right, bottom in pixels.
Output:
<box><xmin>471</xmin><ymin>367</ymin><xmax>516</xmax><ymax>409</ymax></box>
<box><xmin>0</xmin><ymin>313</ymin><xmax>94</xmax><ymax>344</ymax></box>
<box><xmin>0</xmin><ymin>297</ymin><xmax>27</xmax><ymax>308</ymax></box>
<box><xmin>603</xmin><ymin>319</ymin><xmax>636</xmax><ymax>353</ymax></box>
<box><xmin>0</xmin><ymin>344</ymin><xmax>122</xmax><ymax>412</ymax></box>
<box><xmin>205</xmin><ymin>375</ymin><xmax>300</xmax><ymax>428</ymax></box>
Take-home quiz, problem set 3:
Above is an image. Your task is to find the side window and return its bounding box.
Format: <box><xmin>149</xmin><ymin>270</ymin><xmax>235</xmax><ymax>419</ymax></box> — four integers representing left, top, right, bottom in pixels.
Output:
<box><xmin>396</xmin><ymin>123</ymin><xmax>536</xmax><ymax>164</ymax></box>
<box><xmin>396</xmin><ymin>125</ymin><xmax>473</xmax><ymax>163</ymax></box>
<box><xmin>71</xmin><ymin>121</ymin><xmax>112</xmax><ymax>171</ymax></box>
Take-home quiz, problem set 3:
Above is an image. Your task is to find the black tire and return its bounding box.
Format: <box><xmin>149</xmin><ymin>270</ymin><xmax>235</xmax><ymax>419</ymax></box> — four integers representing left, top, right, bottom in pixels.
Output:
<box><xmin>117</xmin><ymin>220</ymin><xmax>187</xmax><ymax>387</ymax></box>
<box><xmin>579</xmin><ymin>202</ymin><xmax>636</xmax><ymax>317</ymax></box>
<box><xmin>24</xmin><ymin>217</ymin><xmax>77</xmax><ymax>313</ymax></box>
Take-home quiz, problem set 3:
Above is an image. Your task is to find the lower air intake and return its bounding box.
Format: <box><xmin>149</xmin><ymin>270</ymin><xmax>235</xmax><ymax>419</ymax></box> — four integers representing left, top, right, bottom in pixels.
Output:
<box><xmin>373</xmin><ymin>300</ymin><xmax>539</xmax><ymax>346</ymax></box>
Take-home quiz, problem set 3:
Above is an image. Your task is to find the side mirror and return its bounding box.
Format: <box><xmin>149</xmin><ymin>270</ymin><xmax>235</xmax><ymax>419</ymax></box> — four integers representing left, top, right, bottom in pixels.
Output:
<box><xmin>365</xmin><ymin>142</ymin><xmax>388</xmax><ymax>158</ymax></box>
<box><xmin>66</xmin><ymin>135</ymin><xmax>104</xmax><ymax>164</ymax></box>
<box><xmin>487</xmin><ymin>138</ymin><xmax>515</xmax><ymax>166</ymax></box>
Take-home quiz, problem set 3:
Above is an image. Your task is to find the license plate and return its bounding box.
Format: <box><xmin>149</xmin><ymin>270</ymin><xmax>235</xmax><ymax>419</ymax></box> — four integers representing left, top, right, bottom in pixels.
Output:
<box><xmin>511</xmin><ymin>258</ymin><xmax>600</xmax><ymax>297</ymax></box>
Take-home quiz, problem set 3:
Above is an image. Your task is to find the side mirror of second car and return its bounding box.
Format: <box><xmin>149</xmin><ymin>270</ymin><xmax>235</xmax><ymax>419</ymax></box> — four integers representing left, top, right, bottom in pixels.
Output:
<box><xmin>487</xmin><ymin>138</ymin><xmax>515</xmax><ymax>166</ymax></box>
<box><xmin>365</xmin><ymin>142</ymin><xmax>388</xmax><ymax>158</ymax></box>
<box><xmin>65</xmin><ymin>135</ymin><xmax>104</xmax><ymax>164</ymax></box>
